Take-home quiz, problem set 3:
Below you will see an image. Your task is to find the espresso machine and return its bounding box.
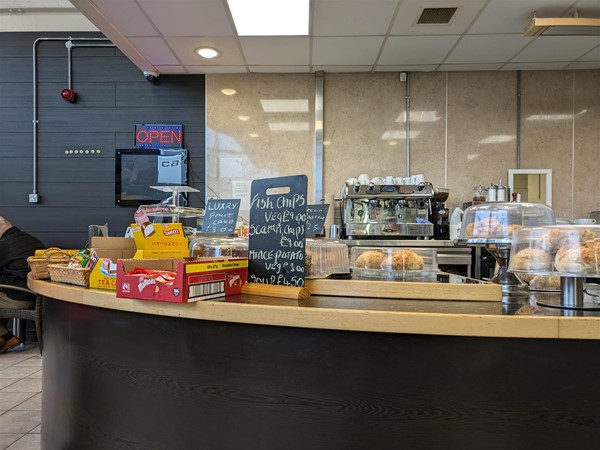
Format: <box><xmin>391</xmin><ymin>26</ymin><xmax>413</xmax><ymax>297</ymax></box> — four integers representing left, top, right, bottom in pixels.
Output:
<box><xmin>342</xmin><ymin>181</ymin><xmax>434</xmax><ymax>238</ymax></box>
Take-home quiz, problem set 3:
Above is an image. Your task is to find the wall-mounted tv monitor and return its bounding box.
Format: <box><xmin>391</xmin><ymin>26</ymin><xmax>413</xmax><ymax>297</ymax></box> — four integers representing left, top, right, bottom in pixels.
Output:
<box><xmin>115</xmin><ymin>148</ymin><xmax>188</xmax><ymax>206</ymax></box>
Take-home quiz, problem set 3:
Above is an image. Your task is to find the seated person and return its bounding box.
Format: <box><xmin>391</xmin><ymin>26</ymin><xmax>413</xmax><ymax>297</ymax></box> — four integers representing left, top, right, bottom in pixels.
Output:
<box><xmin>0</xmin><ymin>216</ymin><xmax>45</xmax><ymax>353</ymax></box>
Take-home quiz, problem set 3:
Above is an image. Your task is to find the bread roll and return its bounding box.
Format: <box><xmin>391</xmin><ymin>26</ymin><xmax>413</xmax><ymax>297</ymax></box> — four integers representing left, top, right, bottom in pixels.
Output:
<box><xmin>511</xmin><ymin>248</ymin><xmax>553</xmax><ymax>272</ymax></box>
<box><xmin>380</xmin><ymin>249</ymin><xmax>424</xmax><ymax>271</ymax></box>
<box><xmin>355</xmin><ymin>250</ymin><xmax>385</xmax><ymax>269</ymax></box>
<box><xmin>555</xmin><ymin>238</ymin><xmax>600</xmax><ymax>273</ymax></box>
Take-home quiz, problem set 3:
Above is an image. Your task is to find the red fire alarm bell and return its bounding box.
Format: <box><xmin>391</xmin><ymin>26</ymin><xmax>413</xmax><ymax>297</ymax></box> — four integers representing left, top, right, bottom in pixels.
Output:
<box><xmin>61</xmin><ymin>88</ymin><xmax>76</xmax><ymax>103</ymax></box>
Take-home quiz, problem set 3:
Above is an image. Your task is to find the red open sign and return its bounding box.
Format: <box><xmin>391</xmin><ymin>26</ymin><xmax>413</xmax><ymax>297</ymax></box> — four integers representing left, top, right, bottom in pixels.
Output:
<box><xmin>135</xmin><ymin>124</ymin><xmax>183</xmax><ymax>149</ymax></box>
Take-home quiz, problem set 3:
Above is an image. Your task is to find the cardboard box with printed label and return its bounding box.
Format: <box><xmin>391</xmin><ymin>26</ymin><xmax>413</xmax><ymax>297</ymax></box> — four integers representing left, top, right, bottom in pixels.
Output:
<box><xmin>130</xmin><ymin>222</ymin><xmax>189</xmax><ymax>259</ymax></box>
<box><xmin>116</xmin><ymin>257</ymin><xmax>248</xmax><ymax>303</ymax></box>
<box><xmin>89</xmin><ymin>237</ymin><xmax>137</xmax><ymax>290</ymax></box>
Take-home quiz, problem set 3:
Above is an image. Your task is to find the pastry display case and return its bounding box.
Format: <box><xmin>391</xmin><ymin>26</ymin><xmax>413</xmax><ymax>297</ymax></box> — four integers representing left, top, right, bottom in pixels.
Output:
<box><xmin>509</xmin><ymin>225</ymin><xmax>600</xmax><ymax>308</ymax></box>
<box><xmin>457</xmin><ymin>202</ymin><xmax>555</xmax><ymax>294</ymax></box>
<box><xmin>350</xmin><ymin>247</ymin><xmax>437</xmax><ymax>281</ymax></box>
<box><xmin>189</xmin><ymin>235</ymin><xmax>249</xmax><ymax>258</ymax></box>
<box><xmin>305</xmin><ymin>238</ymin><xmax>350</xmax><ymax>279</ymax></box>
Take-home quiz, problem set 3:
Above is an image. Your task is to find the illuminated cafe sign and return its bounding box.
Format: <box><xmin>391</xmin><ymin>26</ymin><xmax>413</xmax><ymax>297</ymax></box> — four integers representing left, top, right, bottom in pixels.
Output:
<box><xmin>135</xmin><ymin>123</ymin><xmax>184</xmax><ymax>149</ymax></box>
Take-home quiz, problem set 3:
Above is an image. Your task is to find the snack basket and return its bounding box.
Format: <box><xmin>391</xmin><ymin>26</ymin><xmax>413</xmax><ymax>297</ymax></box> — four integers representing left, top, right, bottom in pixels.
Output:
<box><xmin>47</xmin><ymin>264</ymin><xmax>90</xmax><ymax>287</ymax></box>
<box><xmin>27</xmin><ymin>248</ymin><xmax>72</xmax><ymax>280</ymax></box>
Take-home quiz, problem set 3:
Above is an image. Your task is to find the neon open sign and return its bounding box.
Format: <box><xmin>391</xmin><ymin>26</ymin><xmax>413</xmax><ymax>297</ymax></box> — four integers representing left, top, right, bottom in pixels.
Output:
<box><xmin>135</xmin><ymin>123</ymin><xmax>184</xmax><ymax>148</ymax></box>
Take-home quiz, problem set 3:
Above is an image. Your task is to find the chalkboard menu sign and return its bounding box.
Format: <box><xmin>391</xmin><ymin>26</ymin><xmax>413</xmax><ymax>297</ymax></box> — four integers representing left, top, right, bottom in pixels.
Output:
<box><xmin>248</xmin><ymin>175</ymin><xmax>307</xmax><ymax>287</ymax></box>
<box><xmin>305</xmin><ymin>204</ymin><xmax>330</xmax><ymax>235</ymax></box>
<box><xmin>201</xmin><ymin>199</ymin><xmax>241</xmax><ymax>234</ymax></box>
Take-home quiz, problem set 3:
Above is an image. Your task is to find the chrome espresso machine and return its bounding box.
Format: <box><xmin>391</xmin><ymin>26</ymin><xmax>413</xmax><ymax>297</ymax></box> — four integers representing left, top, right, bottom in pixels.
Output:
<box><xmin>341</xmin><ymin>181</ymin><xmax>435</xmax><ymax>238</ymax></box>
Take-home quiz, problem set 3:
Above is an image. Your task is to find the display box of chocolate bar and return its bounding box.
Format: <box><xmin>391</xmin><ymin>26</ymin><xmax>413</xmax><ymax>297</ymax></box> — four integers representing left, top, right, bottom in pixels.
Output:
<box><xmin>116</xmin><ymin>257</ymin><xmax>248</xmax><ymax>303</ymax></box>
<box><xmin>350</xmin><ymin>247</ymin><xmax>437</xmax><ymax>281</ymax></box>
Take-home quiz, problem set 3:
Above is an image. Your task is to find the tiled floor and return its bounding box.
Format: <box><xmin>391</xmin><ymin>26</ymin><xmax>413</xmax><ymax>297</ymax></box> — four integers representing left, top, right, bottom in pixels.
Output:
<box><xmin>0</xmin><ymin>343</ymin><xmax>41</xmax><ymax>450</ymax></box>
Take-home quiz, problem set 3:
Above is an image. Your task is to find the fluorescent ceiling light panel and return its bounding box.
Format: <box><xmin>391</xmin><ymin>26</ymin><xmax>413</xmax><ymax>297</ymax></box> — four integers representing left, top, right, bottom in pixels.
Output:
<box><xmin>227</xmin><ymin>0</ymin><xmax>309</xmax><ymax>36</ymax></box>
<box><xmin>523</xmin><ymin>17</ymin><xmax>600</xmax><ymax>37</ymax></box>
<box><xmin>260</xmin><ymin>99</ymin><xmax>309</xmax><ymax>113</ymax></box>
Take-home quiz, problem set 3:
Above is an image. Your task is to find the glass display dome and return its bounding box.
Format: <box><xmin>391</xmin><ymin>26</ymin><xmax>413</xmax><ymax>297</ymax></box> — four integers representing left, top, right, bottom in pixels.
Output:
<box><xmin>305</xmin><ymin>238</ymin><xmax>350</xmax><ymax>278</ymax></box>
<box><xmin>509</xmin><ymin>225</ymin><xmax>600</xmax><ymax>277</ymax></box>
<box><xmin>458</xmin><ymin>202</ymin><xmax>555</xmax><ymax>244</ymax></box>
<box><xmin>350</xmin><ymin>247</ymin><xmax>437</xmax><ymax>281</ymax></box>
<box><xmin>189</xmin><ymin>235</ymin><xmax>249</xmax><ymax>259</ymax></box>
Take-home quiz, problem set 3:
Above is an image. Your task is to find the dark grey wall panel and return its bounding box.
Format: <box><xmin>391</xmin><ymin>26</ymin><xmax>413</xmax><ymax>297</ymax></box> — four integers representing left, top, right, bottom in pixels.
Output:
<box><xmin>36</xmin><ymin>107</ymin><xmax>203</xmax><ymax>132</ymax></box>
<box><xmin>0</xmin><ymin>33</ymin><xmax>205</xmax><ymax>247</ymax></box>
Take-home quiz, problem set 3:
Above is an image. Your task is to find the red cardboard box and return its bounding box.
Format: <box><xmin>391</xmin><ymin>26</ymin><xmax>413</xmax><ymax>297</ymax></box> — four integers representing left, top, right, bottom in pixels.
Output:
<box><xmin>116</xmin><ymin>258</ymin><xmax>248</xmax><ymax>303</ymax></box>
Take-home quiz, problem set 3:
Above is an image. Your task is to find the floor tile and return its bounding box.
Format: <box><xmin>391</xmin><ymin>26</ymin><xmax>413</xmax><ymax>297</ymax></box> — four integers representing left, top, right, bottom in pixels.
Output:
<box><xmin>0</xmin><ymin>410</ymin><xmax>41</xmax><ymax>433</ymax></box>
<box><xmin>10</xmin><ymin>360</ymin><xmax>41</xmax><ymax>369</ymax></box>
<box><xmin>12</xmin><ymin>394</ymin><xmax>40</xmax><ymax>411</ymax></box>
<box><xmin>0</xmin><ymin>379</ymin><xmax>41</xmax><ymax>394</ymax></box>
<box><xmin>0</xmin><ymin>393</ymin><xmax>36</xmax><ymax>411</ymax></box>
<box><xmin>0</xmin><ymin>367</ymin><xmax>42</xmax><ymax>380</ymax></box>
<box><xmin>0</xmin><ymin>380</ymin><xmax>18</xmax><ymax>390</ymax></box>
<box><xmin>30</xmin><ymin>425</ymin><xmax>40</xmax><ymax>434</ymax></box>
<box><xmin>0</xmin><ymin>434</ymin><xmax>23</xmax><ymax>450</ymax></box>
<box><xmin>6</xmin><ymin>433</ymin><xmax>40</xmax><ymax>450</ymax></box>
<box><xmin>22</xmin><ymin>372</ymin><xmax>41</xmax><ymax>380</ymax></box>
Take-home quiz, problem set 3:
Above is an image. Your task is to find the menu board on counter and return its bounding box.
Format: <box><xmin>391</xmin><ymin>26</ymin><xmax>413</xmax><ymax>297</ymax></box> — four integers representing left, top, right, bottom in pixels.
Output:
<box><xmin>305</xmin><ymin>204</ymin><xmax>330</xmax><ymax>236</ymax></box>
<box><xmin>201</xmin><ymin>199</ymin><xmax>241</xmax><ymax>234</ymax></box>
<box><xmin>248</xmin><ymin>175</ymin><xmax>307</xmax><ymax>287</ymax></box>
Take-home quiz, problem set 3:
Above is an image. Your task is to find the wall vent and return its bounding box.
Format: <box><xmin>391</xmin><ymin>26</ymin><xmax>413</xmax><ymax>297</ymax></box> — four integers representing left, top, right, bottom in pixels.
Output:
<box><xmin>417</xmin><ymin>7</ymin><xmax>457</xmax><ymax>25</ymax></box>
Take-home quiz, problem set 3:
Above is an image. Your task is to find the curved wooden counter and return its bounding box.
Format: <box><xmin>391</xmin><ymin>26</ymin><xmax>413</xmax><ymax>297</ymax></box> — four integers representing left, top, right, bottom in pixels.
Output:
<box><xmin>29</xmin><ymin>277</ymin><xmax>600</xmax><ymax>340</ymax></box>
<box><xmin>30</xmin><ymin>279</ymin><xmax>600</xmax><ymax>449</ymax></box>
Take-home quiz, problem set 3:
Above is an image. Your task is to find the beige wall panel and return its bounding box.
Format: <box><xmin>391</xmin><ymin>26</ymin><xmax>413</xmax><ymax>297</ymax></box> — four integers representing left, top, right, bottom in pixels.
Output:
<box><xmin>573</xmin><ymin>70</ymin><xmax>600</xmax><ymax>219</ymax></box>
<box><xmin>323</xmin><ymin>73</ymin><xmax>406</xmax><ymax>195</ymax></box>
<box><xmin>206</xmin><ymin>74</ymin><xmax>315</xmax><ymax>219</ymax></box>
<box><xmin>447</xmin><ymin>72</ymin><xmax>517</xmax><ymax>212</ymax></box>
<box><xmin>520</xmin><ymin>71</ymin><xmax>573</xmax><ymax>220</ymax></box>
<box><xmin>409</xmin><ymin>72</ymin><xmax>446</xmax><ymax>190</ymax></box>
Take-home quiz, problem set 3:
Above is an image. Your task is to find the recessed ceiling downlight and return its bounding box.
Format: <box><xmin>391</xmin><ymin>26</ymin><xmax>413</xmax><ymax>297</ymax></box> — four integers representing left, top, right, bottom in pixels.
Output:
<box><xmin>196</xmin><ymin>47</ymin><xmax>220</xmax><ymax>59</ymax></box>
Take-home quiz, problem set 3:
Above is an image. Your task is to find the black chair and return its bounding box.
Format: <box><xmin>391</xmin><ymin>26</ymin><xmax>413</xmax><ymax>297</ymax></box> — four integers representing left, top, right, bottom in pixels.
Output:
<box><xmin>0</xmin><ymin>284</ymin><xmax>43</xmax><ymax>354</ymax></box>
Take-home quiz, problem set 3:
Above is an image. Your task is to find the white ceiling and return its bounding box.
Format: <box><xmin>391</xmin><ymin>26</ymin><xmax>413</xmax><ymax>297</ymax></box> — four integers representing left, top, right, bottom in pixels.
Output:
<box><xmin>5</xmin><ymin>0</ymin><xmax>600</xmax><ymax>74</ymax></box>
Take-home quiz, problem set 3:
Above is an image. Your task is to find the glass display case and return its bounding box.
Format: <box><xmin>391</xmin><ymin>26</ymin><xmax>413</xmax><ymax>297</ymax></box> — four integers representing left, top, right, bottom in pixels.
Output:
<box><xmin>305</xmin><ymin>238</ymin><xmax>350</xmax><ymax>279</ymax></box>
<box><xmin>190</xmin><ymin>235</ymin><xmax>248</xmax><ymax>258</ymax></box>
<box><xmin>457</xmin><ymin>202</ymin><xmax>555</xmax><ymax>294</ymax></box>
<box><xmin>350</xmin><ymin>247</ymin><xmax>437</xmax><ymax>281</ymax></box>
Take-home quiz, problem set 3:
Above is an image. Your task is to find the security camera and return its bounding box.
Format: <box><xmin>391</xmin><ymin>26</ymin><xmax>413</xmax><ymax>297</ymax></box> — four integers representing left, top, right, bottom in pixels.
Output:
<box><xmin>143</xmin><ymin>71</ymin><xmax>159</xmax><ymax>82</ymax></box>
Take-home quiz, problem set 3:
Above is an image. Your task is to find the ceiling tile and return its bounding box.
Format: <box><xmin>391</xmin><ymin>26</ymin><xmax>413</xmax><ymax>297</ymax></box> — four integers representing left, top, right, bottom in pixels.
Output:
<box><xmin>129</xmin><ymin>37</ymin><xmax>180</xmax><ymax>65</ymax></box>
<box><xmin>438</xmin><ymin>63</ymin><xmax>502</xmax><ymax>71</ymax></box>
<box><xmin>379</xmin><ymin>35</ymin><xmax>459</xmax><ymax>65</ymax></box>
<box><xmin>468</xmin><ymin>0</ymin><xmax>576</xmax><ymax>34</ymax></box>
<box><xmin>564</xmin><ymin>61</ymin><xmax>600</xmax><ymax>70</ymax></box>
<box><xmin>154</xmin><ymin>65</ymin><xmax>188</xmax><ymax>74</ymax></box>
<box><xmin>166</xmin><ymin>37</ymin><xmax>245</xmax><ymax>65</ymax></box>
<box><xmin>313</xmin><ymin>0</ymin><xmax>399</xmax><ymax>36</ymax></box>
<box><xmin>185</xmin><ymin>66</ymin><xmax>247</xmax><ymax>74</ymax></box>
<box><xmin>313</xmin><ymin>37</ymin><xmax>384</xmax><ymax>65</ymax></box>
<box><xmin>500</xmin><ymin>62</ymin><xmax>570</xmax><ymax>71</ymax></box>
<box><xmin>375</xmin><ymin>65</ymin><xmax>438</xmax><ymax>72</ymax></box>
<box><xmin>240</xmin><ymin>37</ymin><xmax>310</xmax><ymax>65</ymax></box>
<box><xmin>137</xmin><ymin>0</ymin><xmax>235</xmax><ymax>37</ymax></box>
<box><xmin>445</xmin><ymin>34</ymin><xmax>530</xmax><ymax>64</ymax></box>
<box><xmin>578</xmin><ymin>44</ymin><xmax>600</xmax><ymax>61</ymax></box>
<box><xmin>249</xmin><ymin>66</ymin><xmax>310</xmax><ymax>73</ymax></box>
<box><xmin>313</xmin><ymin>65</ymin><xmax>373</xmax><ymax>72</ymax></box>
<box><xmin>390</xmin><ymin>0</ymin><xmax>487</xmax><ymax>35</ymax></box>
<box><xmin>92</xmin><ymin>0</ymin><xmax>158</xmax><ymax>36</ymax></box>
<box><xmin>512</xmin><ymin>36</ymin><xmax>600</xmax><ymax>62</ymax></box>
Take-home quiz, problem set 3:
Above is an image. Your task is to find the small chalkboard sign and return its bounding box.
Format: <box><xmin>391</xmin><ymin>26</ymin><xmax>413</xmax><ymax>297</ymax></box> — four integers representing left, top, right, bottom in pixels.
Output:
<box><xmin>201</xmin><ymin>199</ymin><xmax>241</xmax><ymax>234</ymax></box>
<box><xmin>306</xmin><ymin>204</ymin><xmax>330</xmax><ymax>236</ymax></box>
<box><xmin>249</xmin><ymin>175</ymin><xmax>307</xmax><ymax>287</ymax></box>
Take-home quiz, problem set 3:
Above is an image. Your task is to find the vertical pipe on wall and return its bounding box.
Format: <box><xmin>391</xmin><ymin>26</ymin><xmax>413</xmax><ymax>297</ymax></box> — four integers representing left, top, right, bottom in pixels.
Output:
<box><xmin>571</xmin><ymin>71</ymin><xmax>576</xmax><ymax>219</ymax></box>
<box><xmin>405</xmin><ymin>72</ymin><xmax>411</xmax><ymax>177</ymax></box>
<box><xmin>516</xmin><ymin>71</ymin><xmax>521</xmax><ymax>169</ymax></box>
<box><xmin>444</xmin><ymin>72</ymin><xmax>448</xmax><ymax>188</ymax></box>
<box><xmin>32</xmin><ymin>37</ymin><xmax>113</xmax><ymax>201</ymax></box>
<box><xmin>315</xmin><ymin>71</ymin><xmax>324</xmax><ymax>202</ymax></box>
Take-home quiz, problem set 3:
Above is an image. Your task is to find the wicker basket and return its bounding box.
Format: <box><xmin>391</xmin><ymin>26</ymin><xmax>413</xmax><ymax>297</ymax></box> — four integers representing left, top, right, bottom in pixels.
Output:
<box><xmin>48</xmin><ymin>264</ymin><xmax>90</xmax><ymax>287</ymax></box>
<box><xmin>27</xmin><ymin>248</ymin><xmax>72</xmax><ymax>280</ymax></box>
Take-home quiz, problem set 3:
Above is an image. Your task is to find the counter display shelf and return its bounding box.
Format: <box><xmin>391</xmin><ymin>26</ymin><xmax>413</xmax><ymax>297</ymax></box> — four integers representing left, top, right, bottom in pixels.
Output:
<box><xmin>29</xmin><ymin>277</ymin><xmax>600</xmax><ymax>449</ymax></box>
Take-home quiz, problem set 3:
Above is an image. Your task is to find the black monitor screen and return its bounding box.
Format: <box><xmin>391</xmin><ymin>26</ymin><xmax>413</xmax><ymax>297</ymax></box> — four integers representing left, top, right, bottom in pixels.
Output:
<box><xmin>115</xmin><ymin>148</ymin><xmax>188</xmax><ymax>206</ymax></box>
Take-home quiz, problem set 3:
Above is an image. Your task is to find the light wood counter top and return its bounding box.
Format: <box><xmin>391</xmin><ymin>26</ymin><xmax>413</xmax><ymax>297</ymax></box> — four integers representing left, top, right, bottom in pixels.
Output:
<box><xmin>28</xmin><ymin>276</ymin><xmax>600</xmax><ymax>340</ymax></box>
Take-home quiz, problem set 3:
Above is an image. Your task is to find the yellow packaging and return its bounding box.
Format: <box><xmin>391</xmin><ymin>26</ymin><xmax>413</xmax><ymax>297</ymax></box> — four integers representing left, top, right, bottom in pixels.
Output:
<box><xmin>89</xmin><ymin>258</ymin><xmax>119</xmax><ymax>290</ymax></box>
<box><xmin>88</xmin><ymin>237</ymin><xmax>138</xmax><ymax>290</ymax></box>
<box><xmin>130</xmin><ymin>223</ymin><xmax>189</xmax><ymax>259</ymax></box>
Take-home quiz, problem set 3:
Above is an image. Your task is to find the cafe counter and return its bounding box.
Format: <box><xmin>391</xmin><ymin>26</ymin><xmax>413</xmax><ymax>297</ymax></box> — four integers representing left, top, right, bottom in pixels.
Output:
<box><xmin>29</xmin><ymin>277</ymin><xmax>600</xmax><ymax>449</ymax></box>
